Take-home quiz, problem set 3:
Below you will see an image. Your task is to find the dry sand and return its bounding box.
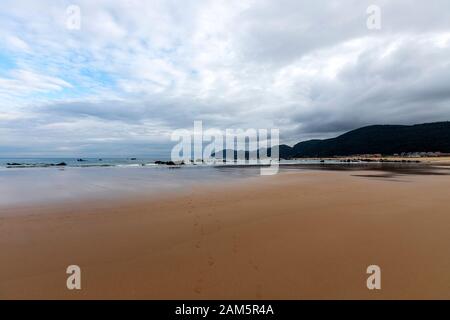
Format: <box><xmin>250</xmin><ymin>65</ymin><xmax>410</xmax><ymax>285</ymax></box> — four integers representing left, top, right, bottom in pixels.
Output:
<box><xmin>1</xmin><ymin>169</ymin><xmax>450</xmax><ymax>299</ymax></box>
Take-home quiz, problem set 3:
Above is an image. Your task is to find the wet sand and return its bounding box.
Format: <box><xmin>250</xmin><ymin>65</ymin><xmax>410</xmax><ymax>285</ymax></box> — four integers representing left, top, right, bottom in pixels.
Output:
<box><xmin>1</xmin><ymin>168</ymin><xmax>450</xmax><ymax>299</ymax></box>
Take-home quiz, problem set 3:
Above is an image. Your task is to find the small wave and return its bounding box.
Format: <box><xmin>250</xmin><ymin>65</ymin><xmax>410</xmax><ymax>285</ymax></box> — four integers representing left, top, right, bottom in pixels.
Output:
<box><xmin>2</xmin><ymin>161</ymin><xmax>186</xmax><ymax>169</ymax></box>
<box><xmin>77</xmin><ymin>164</ymin><xmax>115</xmax><ymax>167</ymax></box>
<box><xmin>5</xmin><ymin>163</ymin><xmax>67</xmax><ymax>168</ymax></box>
<box><xmin>115</xmin><ymin>164</ymin><xmax>142</xmax><ymax>167</ymax></box>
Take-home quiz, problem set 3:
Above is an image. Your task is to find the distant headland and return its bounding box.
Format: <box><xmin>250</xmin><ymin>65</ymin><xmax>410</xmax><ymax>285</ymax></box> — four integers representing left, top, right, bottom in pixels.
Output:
<box><xmin>215</xmin><ymin>121</ymin><xmax>450</xmax><ymax>160</ymax></box>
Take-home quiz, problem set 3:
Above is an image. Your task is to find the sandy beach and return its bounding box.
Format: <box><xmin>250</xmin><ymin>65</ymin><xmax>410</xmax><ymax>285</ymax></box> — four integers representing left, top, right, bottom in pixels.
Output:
<box><xmin>300</xmin><ymin>156</ymin><xmax>450</xmax><ymax>165</ymax></box>
<box><xmin>1</xmin><ymin>168</ymin><xmax>450</xmax><ymax>299</ymax></box>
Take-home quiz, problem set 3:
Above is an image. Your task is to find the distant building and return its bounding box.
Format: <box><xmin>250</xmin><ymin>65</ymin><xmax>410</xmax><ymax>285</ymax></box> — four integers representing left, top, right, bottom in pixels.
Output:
<box><xmin>398</xmin><ymin>151</ymin><xmax>449</xmax><ymax>157</ymax></box>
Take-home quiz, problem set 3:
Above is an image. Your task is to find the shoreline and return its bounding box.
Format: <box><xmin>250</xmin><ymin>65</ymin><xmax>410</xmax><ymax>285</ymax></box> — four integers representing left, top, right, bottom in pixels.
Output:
<box><xmin>1</xmin><ymin>162</ymin><xmax>448</xmax><ymax>212</ymax></box>
<box><xmin>2</xmin><ymin>155</ymin><xmax>450</xmax><ymax>170</ymax></box>
<box><xmin>1</xmin><ymin>169</ymin><xmax>450</xmax><ymax>299</ymax></box>
<box><xmin>291</xmin><ymin>156</ymin><xmax>450</xmax><ymax>165</ymax></box>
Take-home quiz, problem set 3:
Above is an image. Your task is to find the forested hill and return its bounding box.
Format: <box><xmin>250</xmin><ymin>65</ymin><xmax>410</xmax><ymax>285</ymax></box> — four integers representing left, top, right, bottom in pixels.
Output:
<box><xmin>279</xmin><ymin>122</ymin><xmax>450</xmax><ymax>158</ymax></box>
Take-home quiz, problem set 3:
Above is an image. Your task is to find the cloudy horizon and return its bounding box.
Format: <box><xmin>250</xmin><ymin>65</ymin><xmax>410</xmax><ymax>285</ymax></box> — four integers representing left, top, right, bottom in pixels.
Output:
<box><xmin>1</xmin><ymin>0</ymin><xmax>450</xmax><ymax>157</ymax></box>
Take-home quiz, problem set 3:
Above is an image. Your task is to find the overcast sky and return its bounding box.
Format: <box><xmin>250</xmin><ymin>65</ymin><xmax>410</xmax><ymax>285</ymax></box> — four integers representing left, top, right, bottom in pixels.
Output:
<box><xmin>1</xmin><ymin>0</ymin><xmax>450</xmax><ymax>157</ymax></box>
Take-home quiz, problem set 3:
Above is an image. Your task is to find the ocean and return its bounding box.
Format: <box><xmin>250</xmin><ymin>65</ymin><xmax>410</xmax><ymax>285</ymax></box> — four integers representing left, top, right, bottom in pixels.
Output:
<box><xmin>0</xmin><ymin>157</ymin><xmax>159</xmax><ymax>168</ymax></box>
<box><xmin>0</xmin><ymin>157</ymin><xmax>341</xmax><ymax>168</ymax></box>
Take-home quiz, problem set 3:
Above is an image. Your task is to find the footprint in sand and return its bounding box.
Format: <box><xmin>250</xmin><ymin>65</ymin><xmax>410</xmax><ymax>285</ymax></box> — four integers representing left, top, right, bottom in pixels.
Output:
<box><xmin>207</xmin><ymin>255</ymin><xmax>215</xmax><ymax>267</ymax></box>
<box><xmin>194</xmin><ymin>216</ymin><xmax>204</xmax><ymax>249</ymax></box>
<box><xmin>249</xmin><ymin>260</ymin><xmax>259</xmax><ymax>271</ymax></box>
<box><xmin>193</xmin><ymin>214</ymin><xmax>200</xmax><ymax>227</ymax></box>
<box><xmin>194</xmin><ymin>284</ymin><xmax>202</xmax><ymax>294</ymax></box>
<box><xmin>194</xmin><ymin>277</ymin><xmax>203</xmax><ymax>294</ymax></box>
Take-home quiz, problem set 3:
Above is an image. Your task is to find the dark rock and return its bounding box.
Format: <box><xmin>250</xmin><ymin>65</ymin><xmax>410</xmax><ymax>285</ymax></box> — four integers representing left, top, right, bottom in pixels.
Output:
<box><xmin>154</xmin><ymin>160</ymin><xmax>179</xmax><ymax>166</ymax></box>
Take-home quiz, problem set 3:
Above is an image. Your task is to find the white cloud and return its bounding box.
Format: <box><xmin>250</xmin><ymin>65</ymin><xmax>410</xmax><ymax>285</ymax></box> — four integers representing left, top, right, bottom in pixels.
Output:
<box><xmin>4</xmin><ymin>35</ymin><xmax>30</xmax><ymax>52</ymax></box>
<box><xmin>0</xmin><ymin>69</ymin><xmax>72</xmax><ymax>95</ymax></box>
<box><xmin>0</xmin><ymin>0</ymin><xmax>450</xmax><ymax>155</ymax></box>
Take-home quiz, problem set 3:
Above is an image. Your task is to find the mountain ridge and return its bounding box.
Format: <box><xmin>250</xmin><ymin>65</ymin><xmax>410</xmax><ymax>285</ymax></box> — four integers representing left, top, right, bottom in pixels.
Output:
<box><xmin>282</xmin><ymin>121</ymin><xmax>450</xmax><ymax>158</ymax></box>
<box><xmin>214</xmin><ymin>122</ymin><xmax>450</xmax><ymax>159</ymax></box>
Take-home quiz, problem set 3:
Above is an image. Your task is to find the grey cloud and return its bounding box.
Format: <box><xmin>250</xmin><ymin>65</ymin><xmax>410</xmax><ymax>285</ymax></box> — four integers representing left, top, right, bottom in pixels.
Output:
<box><xmin>1</xmin><ymin>0</ymin><xmax>450</xmax><ymax>156</ymax></box>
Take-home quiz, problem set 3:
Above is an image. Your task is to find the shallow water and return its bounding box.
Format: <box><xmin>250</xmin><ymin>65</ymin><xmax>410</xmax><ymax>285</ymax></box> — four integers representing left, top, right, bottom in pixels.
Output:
<box><xmin>0</xmin><ymin>165</ymin><xmax>263</xmax><ymax>208</ymax></box>
<box><xmin>0</xmin><ymin>162</ymin><xmax>448</xmax><ymax>209</ymax></box>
